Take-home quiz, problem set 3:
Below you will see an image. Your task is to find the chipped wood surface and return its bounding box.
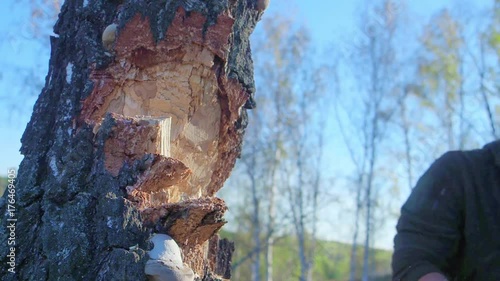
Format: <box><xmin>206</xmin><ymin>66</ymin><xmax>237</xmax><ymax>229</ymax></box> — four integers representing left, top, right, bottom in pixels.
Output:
<box><xmin>83</xmin><ymin>9</ymin><xmax>243</xmax><ymax>201</ymax></box>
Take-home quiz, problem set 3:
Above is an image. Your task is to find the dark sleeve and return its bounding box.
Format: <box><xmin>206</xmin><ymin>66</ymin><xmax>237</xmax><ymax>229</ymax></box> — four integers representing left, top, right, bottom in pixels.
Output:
<box><xmin>392</xmin><ymin>152</ymin><xmax>464</xmax><ymax>281</ymax></box>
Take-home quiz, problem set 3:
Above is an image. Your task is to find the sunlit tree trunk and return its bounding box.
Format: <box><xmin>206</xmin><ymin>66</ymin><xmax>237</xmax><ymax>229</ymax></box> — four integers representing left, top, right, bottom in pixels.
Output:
<box><xmin>399</xmin><ymin>94</ymin><xmax>414</xmax><ymax>191</ymax></box>
<box><xmin>356</xmin><ymin>2</ymin><xmax>400</xmax><ymax>280</ymax></box>
<box><xmin>246</xmin><ymin>144</ymin><xmax>262</xmax><ymax>281</ymax></box>
<box><xmin>349</xmin><ymin>176</ymin><xmax>363</xmax><ymax>281</ymax></box>
<box><xmin>265</xmin><ymin>149</ymin><xmax>279</xmax><ymax>281</ymax></box>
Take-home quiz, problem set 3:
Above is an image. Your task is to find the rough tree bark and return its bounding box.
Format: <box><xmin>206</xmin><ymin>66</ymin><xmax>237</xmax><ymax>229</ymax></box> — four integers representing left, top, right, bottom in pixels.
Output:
<box><xmin>0</xmin><ymin>0</ymin><xmax>264</xmax><ymax>280</ymax></box>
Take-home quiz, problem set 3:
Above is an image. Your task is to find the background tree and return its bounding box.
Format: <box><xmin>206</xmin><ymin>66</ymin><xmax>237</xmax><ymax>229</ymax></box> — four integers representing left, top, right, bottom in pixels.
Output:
<box><xmin>417</xmin><ymin>10</ymin><xmax>466</xmax><ymax>150</ymax></box>
<box><xmin>1</xmin><ymin>0</ymin><xmax>60</xmax><ymax>116</ymax></box>
<box><xmin>222</xmin><ymin>16</ymin><xmax>329</xmax><ymax>281</ymax></box>
<box><xmin>336</xmin><ymin>1</ymin><xmax>404</xmax><ymax>280</ymax></box>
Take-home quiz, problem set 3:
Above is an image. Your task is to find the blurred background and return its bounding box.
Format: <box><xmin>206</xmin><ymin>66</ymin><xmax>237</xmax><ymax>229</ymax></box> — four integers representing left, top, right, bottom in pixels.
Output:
<box><xmin>0</xmin><ymin>0</ymin><xmax>498</xmax><ymax>280</ymax></box>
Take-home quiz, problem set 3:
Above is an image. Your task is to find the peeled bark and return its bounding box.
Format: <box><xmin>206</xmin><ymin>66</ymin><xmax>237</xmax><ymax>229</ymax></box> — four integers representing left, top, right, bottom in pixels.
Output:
<box><xmin>0</xmin><ymin>0</ymin><xmax>263</xmax><ymax>280</ymax></box>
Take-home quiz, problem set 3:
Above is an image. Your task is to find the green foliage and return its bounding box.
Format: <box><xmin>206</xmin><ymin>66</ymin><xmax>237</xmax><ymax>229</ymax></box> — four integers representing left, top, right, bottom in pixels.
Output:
<box><xmin>489</xmin><ymin>1</ymin><xmax>500</xmax><ymax>58</ymax></box>
<box><xmin>489</xmin><ymin>31</ymin><xmax>500</xmax><ymax>56</ymax></box>
<box><xmin>419</xmin><ymin>9</ymin><xmax>463</xmax><ymax>104</ymax></box>
<box><xmin>220</xmin><ymin>230</ymin><xmax>392</xmax><ymax>281</ymax></box>
<box><xmin>0</xmin><ymin>176</ymin><xmax>7</xmax><ymax>197</ymax></box>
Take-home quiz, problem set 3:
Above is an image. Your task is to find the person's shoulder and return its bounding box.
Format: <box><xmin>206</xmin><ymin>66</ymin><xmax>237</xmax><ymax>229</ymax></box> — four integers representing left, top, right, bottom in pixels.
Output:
<box><xmin>481</xmin><ymin>139</ymin><xmax>500</xmax><ymax>166</ymax></box>
<box><xmin>431</xmin><ymin>150</ymin><xmax>469</xmax><ymax>171</ymax></box>
<box><xmin>444</xmin><ymin>141</ymin><xmax>499</xmax><ymax>163</ymax></box>
<box><xmin>459</xmin><ymin>140</ymin><xmax>499</xmax><ymax>167</ymax></box>
<box><xmin>430</xmin><ymin>143</ymin><xmax>495</xmax><ymax>176</ymax></box>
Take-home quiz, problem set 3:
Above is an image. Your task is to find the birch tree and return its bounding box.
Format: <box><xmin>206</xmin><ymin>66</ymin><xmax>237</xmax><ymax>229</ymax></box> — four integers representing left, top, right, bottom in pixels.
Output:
<box><xmin>417</xmin><ymin>10</ymin><xmax>466</xmax><ymax>150</ymax></box>
<box><xmin>226</xmin><ymin>16</ymin><xmax>329</xmax><ymax>281</ymax></box>
<box><xmin>338</xmin><ymin>1</ymin><xmax>403</xmax><ymax>280</ymax></box>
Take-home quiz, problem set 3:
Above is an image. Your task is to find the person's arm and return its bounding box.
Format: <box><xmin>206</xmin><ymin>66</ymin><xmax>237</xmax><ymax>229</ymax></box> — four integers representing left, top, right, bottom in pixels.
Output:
<box><xmin>392</xmin><ymin>152</ymin><xmax>464</xmax><ymax>281</ymax></box>
<box><xmin>419</xmin><ymin>272</ymin><xmax>449</xmax><ymax>281</ymax></box>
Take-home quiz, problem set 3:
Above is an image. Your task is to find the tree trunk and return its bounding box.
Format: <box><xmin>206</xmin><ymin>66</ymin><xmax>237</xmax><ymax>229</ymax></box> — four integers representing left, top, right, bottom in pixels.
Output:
<box><xmin>265</xmin><ymin>150</ymin><xmax>278</xmax><ymax>281</ymax></box>
<box><xmin>249</xmin><ymin>146</ymin><xmax>261</xmax><ymax>281</ymax></box>
<box><xmin>349</xmin><ymin>178</ymin><xmax>363</xmax><ymax>281</ymax></box>
<box><xmin>0</xmin><ymin>0</ymin><xmax>263</xmax><ymax>280</ymax></box>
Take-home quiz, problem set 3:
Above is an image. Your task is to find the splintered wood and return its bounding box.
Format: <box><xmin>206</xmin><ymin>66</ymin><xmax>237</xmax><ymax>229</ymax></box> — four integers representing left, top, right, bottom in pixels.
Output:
<box><xmin>91</xmin><ymin>42</ymin><xmax>220</xmax><ymax>204</ymax></box>
<box><xmin>102</xmin><ymin>115</ymin><xmax>172</xmax><ymax>176</ymax></box>
<box><xmin>84</xmin><ymin>12</ymin><xmax>230</xmax><ymax>206</ymax></box>
<box><xmin>141</xmin><ymin>197</ymin><xmax>228</xmax><ymax>274</ymax></box>
<box><xmin>81</xmin><ymin>8</ymin><xmax>246</xmax><ymax>206</ymax></box>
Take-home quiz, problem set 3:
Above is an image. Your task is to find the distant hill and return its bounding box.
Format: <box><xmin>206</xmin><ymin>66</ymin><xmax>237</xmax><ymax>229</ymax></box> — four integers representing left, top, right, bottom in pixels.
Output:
<box><xmin>220</xmin><ymin>229</ymin><xmax>392</xmax><ymax>281</ymax></box>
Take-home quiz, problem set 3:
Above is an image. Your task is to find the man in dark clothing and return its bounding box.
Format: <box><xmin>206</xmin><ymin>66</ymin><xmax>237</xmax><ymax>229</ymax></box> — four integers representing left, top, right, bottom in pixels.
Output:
<box><xmin>392</xmin><ymin>140</ymin><xmax>500</xmax><ymax>281</ymax></box>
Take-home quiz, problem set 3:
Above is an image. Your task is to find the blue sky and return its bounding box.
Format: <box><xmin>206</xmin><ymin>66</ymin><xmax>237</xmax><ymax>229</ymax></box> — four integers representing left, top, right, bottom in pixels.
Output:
<box><xmin>0</xmin><ymin>0</ymin><xmax>495</xmax><ymax>249</ymax></box>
